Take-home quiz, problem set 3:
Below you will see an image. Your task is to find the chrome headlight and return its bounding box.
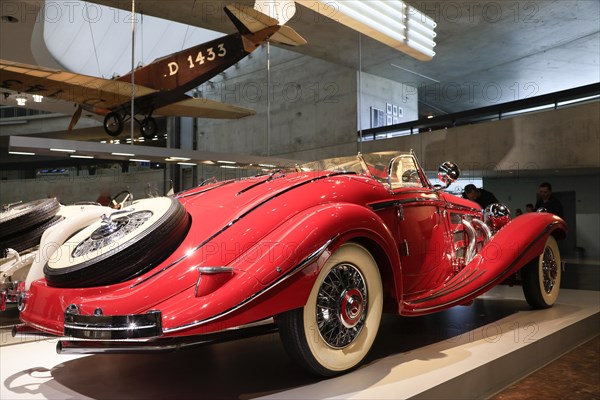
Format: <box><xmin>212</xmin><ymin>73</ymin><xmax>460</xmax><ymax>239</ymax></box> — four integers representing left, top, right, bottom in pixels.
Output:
<box><xmin>484</xmin><ymin>203</ymin><xmax>511</xmax><ymax>231</ymax></box>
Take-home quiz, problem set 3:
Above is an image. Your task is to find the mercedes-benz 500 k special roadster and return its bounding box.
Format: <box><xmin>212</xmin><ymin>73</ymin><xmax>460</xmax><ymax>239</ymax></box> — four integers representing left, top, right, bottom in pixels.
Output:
<box><xmin>11</xmin><ymin>151</ymin><xmax>566</xmax><ymax>377</ymax></box>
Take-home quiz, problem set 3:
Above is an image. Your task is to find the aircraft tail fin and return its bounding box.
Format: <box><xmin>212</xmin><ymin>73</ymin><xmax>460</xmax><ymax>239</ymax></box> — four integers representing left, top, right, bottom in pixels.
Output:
<box><xmin>225</xmin><ymin>3</ymin><xmax>306</xmax><ymax>46</ymax></box>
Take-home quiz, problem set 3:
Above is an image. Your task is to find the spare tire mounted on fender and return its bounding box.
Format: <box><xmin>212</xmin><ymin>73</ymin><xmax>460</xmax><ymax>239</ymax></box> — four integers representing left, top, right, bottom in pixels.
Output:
<box><xmin>44</xmin><ymin>197</ymin><xmax>190</xmax><ymax>288</ymax></box>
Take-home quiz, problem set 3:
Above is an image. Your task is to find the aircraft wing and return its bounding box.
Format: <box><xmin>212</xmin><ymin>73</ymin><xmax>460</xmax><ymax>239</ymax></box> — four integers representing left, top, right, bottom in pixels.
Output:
<box><xmin>0</xmin><ymin>59</ymin><xmax>157</xmax><ymax>110</ymax></box>
<box><xmin>154</xmin><ymin>98</ymin><xmax>256</xmax><ymax>119</ymax></box>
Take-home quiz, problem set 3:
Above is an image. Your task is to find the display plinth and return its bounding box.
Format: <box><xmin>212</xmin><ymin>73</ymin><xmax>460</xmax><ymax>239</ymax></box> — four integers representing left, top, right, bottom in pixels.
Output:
<box><xmin>1</xmin><ymin>287</ymin><xmax>598</xmax><ymax>400</ymax></box>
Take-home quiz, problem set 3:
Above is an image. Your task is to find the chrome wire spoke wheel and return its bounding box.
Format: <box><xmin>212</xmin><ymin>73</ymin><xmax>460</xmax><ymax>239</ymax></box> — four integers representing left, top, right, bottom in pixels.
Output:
<box><xmin>44</xmin><ymin>197</ymin><xmax>190</xmax><ymax>288</ymax></box>
<box><xmin>316</xmin><ymin>263</ymin><xmax>367</xmax><ymax>349</ymax></box>
<box><xmin>278</xmin><ymin>243</ymin><xmax>383</xmax><ymax>377</ymax></box>
<box><xmin>542</xmin><ymin>247</ymin><xmax>558</xmax><ymax>294</ymax></box>
<box><xmin>522</xmin><ymin>235</ymin><xmax>561</xmax><ymax>309</ymax></box>
<box><xmin>71</xmin><ymin>211</ymin><xmax>153</xmax><ymax>258</ymax></box>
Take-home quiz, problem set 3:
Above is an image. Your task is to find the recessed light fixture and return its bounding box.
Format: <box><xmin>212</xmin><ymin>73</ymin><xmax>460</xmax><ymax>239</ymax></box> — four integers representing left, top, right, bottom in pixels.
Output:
<box><xmin>220</xmin><ymin>165</ymin><xmax>239</xmax><ymax>169</ymax></box>
<box><xmin>70</xmin><ymin>155</ymin><xmax>94</xmax><ymax>159</ymax></box>
<box><xmin>217</xmin><ymin>160</ymin><xmax>236</xmax><ymax>164</ymax></box>
<box><xmin>178</xmin><ymin>162</ymin><xmax>197</xmax><ymax>166</ymax></box>
<box><xmin>130</xmin><ymin>159</ymin><xmax>151</xmax><ymax>163</ymax></box>
<box><xmin>50</xmin><ymin>148</ymin><xmax>76</xmax><ymax>153</ymax></box>
<box><xmin>9</xmin><ymin>151</ymin><xmax>35</xmax><ymax>156</ymax></box>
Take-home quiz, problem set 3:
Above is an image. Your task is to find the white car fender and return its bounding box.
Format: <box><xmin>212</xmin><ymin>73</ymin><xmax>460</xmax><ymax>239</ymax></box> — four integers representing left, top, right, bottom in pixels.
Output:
<box><xmin>25</xmin><ymin>204</ymin><xmax>113</xmax><ymax>289</ymax></box>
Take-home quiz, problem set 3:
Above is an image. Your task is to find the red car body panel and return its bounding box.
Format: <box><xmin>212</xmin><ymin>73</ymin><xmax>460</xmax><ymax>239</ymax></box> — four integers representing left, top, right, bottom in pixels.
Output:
<box><xmin>18</xmin><ymin>153</ymin><xmax>567</xmax><ymax>343</ymax></box>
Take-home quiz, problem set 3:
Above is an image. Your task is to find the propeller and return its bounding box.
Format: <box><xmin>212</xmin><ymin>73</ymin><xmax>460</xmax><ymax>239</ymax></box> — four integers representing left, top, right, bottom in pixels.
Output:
<box><xmin>68</xmin><ymin>105</ymin><xmax>83</xmax><ymax>131</ymax></box>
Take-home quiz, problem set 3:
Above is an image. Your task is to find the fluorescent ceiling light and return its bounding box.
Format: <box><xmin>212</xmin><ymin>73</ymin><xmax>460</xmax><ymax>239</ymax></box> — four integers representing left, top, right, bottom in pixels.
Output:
<box><xmin>558</xmin><ymin>95</ymin><xmax>600</xmax><ymax>107</ymax></box>
<box><xmin>112</xmin><ymin>152</ymin><xmax>135</xmax><ymax>157</ymax></box>
<box><xmin>32</xmin><ymin>94</ymin><xmax>43</xmax><ymax>103</ymax></box>
<box><xmin>50</xmin><ymin>148</ymin><xmax>76</xmax><ymax>153</ymax></box>
<box><xmin>9</xmin><ymin>151</ymin><xmax>35</xmax><ymax>156</ymax></box>
<box><xmin>70</xmin><ymin>155</ymin><xmax>94</xmax><ymax>159</ymax></box>
<box><xmin>296</xmin><ymin>0</ymin><xmax>436</xmax><ymax>61</ymax></box>
<box><xmin>220</xmin><ymin>165</ymin><xmax>239</xmax><ymax>169</ymax></box>
<box><xmin>218</xmin><ymin>160</ymin><xmax>236</xmax><ymax>164</ymax></box>
<box><xmin>166</xmin><ymin>157</ymin><xmax>191</xmax><ymax>161</ymax></box>
<box><xmin>178</xmin><ymin>162</ymin><xmax>197</xmax><ymax>166</ymax></box>
<box><xmin>130</xmin><ymin>159</ymin><xmax>151</xmax><ymax>163</ymax></box>
<box><xmin>259</xmin><ymin>163</ymin><xmax>277</xmax><ymax>168</ymax></box>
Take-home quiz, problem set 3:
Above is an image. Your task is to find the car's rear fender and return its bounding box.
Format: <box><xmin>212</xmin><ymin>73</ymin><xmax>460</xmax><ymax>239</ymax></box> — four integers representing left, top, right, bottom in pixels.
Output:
<box><xmin>155</xmin><ymin>202</ymin><xmax>402</xmax><ymax>336</ymax></box>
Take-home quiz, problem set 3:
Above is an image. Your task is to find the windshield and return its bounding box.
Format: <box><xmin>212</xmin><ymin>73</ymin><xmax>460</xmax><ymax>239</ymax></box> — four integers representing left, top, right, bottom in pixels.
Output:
<box><xmin>299</xmin><ymin>151</ymin><xmax>428</xmax><ymax>189</ymax></box>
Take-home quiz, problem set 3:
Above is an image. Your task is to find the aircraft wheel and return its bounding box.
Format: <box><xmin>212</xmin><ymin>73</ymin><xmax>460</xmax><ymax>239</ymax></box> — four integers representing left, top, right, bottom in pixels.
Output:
<box><xmin>278</xmin><ymin>242</ymin><xmax>383</xmax><ymax>377</ymax></box>
<box><xmin>43</xmin><ymin>197</ymin><xmax>190</xmax><ymax>288</ymax></box>
<box><xmin>522</xmin><ymin>235</ymin><xmax>561</xmax><ymax>309</ymax></box>
<box><xmin>141</xmin><ymin>117</ymin><xmax>157</xmax><ymax>139</ymax></box>
<box><xmin>104</xmin><ymin>112</ymin><xmax>124</xmax><ymax>137</ymax></box>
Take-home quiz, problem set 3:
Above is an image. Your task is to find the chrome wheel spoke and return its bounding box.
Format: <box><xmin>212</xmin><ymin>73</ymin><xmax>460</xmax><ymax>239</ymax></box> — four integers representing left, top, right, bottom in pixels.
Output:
<box><xmin>316</xmin><ymin>263</ymin><xmax>367</xmax><ymax>349</ymax></box>
<box><xmin>542</xmin><ymin>247</ymin><xmax>558</xmax><ymax>294</ymax></box>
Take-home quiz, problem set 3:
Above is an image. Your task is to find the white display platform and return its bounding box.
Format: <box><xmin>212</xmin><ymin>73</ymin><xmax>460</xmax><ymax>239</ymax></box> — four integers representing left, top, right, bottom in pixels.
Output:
<box><xmin>1</xmin><ymin>286</ymin><xmax>598</xmax><ymax>400</ymax></box>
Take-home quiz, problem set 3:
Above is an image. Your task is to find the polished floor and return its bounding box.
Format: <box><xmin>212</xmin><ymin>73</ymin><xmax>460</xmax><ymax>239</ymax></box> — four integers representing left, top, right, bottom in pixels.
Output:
<box><xmin>0</xmin><ymin>286</ymin><xmax>598</xmax><ymax>399</ymax></box>
<box><xmin>490</xmin><ymin>335</ymin><xmax>599</xmax><ymax>400</ymax></box>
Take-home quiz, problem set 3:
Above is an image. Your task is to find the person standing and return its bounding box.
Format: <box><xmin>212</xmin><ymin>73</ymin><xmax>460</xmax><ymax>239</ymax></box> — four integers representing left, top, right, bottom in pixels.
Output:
<box><xmin>534</xmin><ymin>182</ymin><xmax>564</xmax><ymax>218</ymax></box>
<box><xmin>463</xmin><ymin>184</ymin><xmax>499</xmax><ymax>209</ymax></box>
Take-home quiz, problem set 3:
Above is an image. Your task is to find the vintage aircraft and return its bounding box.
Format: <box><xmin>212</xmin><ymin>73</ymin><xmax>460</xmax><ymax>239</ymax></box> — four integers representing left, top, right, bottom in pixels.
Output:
<box><xmin>0</xmin><ymin>3</ymin><xmax>306</xmax><ymax>138</ymax></box>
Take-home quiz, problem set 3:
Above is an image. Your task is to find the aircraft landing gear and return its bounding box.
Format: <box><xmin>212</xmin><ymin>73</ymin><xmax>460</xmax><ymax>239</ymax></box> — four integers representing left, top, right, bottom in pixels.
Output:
<box><xmin>141</xmin><ymin>117</ymin><xmax>157</xmax><ymax>139</ymax></box>
<box><xmin>103</xmin><ymin>110</ymin><xmax>157</xmax><ymax>139</ymax></box>
<box><xmin>104</xmin><ymin>112</ymin><xmax>124</xmax><ymax>137</ymax></box>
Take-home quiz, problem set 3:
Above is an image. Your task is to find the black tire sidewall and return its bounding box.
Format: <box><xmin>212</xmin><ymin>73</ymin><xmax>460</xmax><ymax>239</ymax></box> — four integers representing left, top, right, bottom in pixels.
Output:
<box><xmin>44</xmin><ymin>198</ymin><xmax>190</xmax><ymax>288</ymax></box>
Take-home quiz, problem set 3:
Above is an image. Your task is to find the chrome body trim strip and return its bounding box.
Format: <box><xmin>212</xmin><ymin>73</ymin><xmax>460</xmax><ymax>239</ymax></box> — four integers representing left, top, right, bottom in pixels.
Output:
<box><xmin>194</xmin><ymin>267</ymin><xmax>234</xmax><ymax>297</ymax></box>
<box><xmin>176</xmin><ymin>180</ymin><xmax>235</xmax><ymax>199</ymax></box>
<box><xmin>132</xmin><ymin>173</ymin><xmax>349</xmax><ymax>288</ymax></box>
<box><xmin>163</xmin><ymin>238</ymin><xmax>333</xmax><ymax>333</ymax></box>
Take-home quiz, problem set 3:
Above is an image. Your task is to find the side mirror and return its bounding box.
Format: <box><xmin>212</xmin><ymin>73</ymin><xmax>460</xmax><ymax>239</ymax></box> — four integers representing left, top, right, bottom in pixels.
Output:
<box><xmin>437</xmin><ymin>161</ymin><xmax>460</xmax><ymax>189</ymax></box>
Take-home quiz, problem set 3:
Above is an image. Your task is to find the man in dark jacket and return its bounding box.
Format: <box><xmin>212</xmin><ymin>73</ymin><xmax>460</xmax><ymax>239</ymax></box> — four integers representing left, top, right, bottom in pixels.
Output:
<box><xmin>534</xmin><ymin>182</ymin><xmax>564</xmax><ymax>218</ymax></box>
<box><xmin>463</xmin><ymin>184</ymin><xmax>499</xmax><ymax>209</ymax></box>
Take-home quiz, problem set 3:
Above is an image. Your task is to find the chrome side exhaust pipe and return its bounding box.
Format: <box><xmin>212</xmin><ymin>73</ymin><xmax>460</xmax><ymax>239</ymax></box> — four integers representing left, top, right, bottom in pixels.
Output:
<box><xmin>12</xmin><ymin>324</ymin><xmax>58</xmax><ymax>338</ymax></box>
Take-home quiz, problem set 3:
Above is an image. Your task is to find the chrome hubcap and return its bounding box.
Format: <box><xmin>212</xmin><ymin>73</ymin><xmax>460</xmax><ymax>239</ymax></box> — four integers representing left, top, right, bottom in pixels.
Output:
<box><xmin>72</xmin><ymin>211</ymin><xmax>153</xmax><ymax>258</ymax></box>
<box><xmin>542</xmin><ymin>246</ymin><xmax>558</xmax><ymax>294</ymax></box>
<box><xmin>316</xmin><ymin>263</ymin><xmax>367</xmax><ymax>349</ymax></box>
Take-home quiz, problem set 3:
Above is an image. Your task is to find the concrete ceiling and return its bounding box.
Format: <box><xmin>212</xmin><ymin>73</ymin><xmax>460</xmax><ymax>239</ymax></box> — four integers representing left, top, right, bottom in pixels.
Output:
<box><xmin>0</xmin><ymin>0</ymin><xmax>598</xmax><ymax>147</ymax></box>
<box><xmin>47</xmin><ymin>0</ymin><xmax>599</xmax><ymax>116</ymax></box>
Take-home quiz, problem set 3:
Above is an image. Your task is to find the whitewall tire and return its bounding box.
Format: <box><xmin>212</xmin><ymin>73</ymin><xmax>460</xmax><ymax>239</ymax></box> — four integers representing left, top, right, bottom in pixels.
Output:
<box><xmin>278</xmin><ymin>242</ymin><xmax>383</xmax><ymax>377</ymax></box>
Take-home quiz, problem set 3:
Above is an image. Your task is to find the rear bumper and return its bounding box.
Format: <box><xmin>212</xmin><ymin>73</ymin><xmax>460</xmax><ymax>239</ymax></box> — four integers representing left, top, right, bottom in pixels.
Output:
<box><xmin>63</xmin><ymin>307</ymin><xmax>163</xmax><ymax>340</ymax></box>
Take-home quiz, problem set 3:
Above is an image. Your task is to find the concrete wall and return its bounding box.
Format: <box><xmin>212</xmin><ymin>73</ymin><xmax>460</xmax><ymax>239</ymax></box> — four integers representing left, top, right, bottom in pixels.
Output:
<box><xmin>358</xmin><ymin>73</ymin><xmax>419</xmax><ymax>131</ymax></box>
<box><xmin>0</xmin><ymin>168</ymin><xmax>166</xmax><ymax>205</ymax></box>
<box><xmin>191</xmin><ymin>45</ymin><xmax>417</xmax><ymax>163</ymax></box>
<box><xmin>361</xmin><ymin>102</ymin><xmax>600</xmax><ymax>172</ymax></box>
<box><xmin>194</xmin><ymin>44</ymin><xmax>359</xmax><ymax>161</ymax></box>
<box><xmin>361</xmin><ymin>101</ymin><xmax>600</xmax><ymax>259</ymax></box>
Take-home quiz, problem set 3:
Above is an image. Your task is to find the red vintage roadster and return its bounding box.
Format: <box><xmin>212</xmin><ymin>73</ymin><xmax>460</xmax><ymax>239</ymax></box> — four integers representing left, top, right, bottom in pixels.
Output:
<box><xmin>12</xmin><ymin>151</ymin><xmax>566</xmax><ymax>377</ymax></box>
